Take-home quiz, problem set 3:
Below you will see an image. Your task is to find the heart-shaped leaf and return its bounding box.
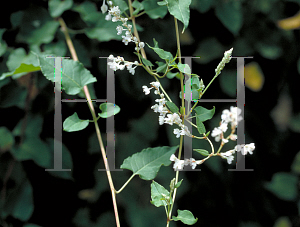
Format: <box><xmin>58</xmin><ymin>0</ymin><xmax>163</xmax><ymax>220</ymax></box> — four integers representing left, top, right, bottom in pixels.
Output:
<box><xmin>121</xmin><ymin>146</ymin><xmax>178</xmax><ymax>180</ymax></box>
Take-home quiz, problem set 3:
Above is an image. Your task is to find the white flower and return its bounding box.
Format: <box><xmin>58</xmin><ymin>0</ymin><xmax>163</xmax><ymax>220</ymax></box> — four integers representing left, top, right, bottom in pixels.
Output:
<box><xmin>126</xmin><ymin>64</ymin><xmax>137</xmax><ymax>75</ymax></box>
<box><xmin>155</xmin><ymin>98</ymin><xmax>166</xmax><ymax>106</ymax></box>
<box><xmin>159</xmin><ymin>116</ymin><xmax>165</xmax><ymax>125</ymax></box>
<box><xmin>184</xmin><ymin>158</ymin><xmax>197</xmax><ymax>169</ymax></box>
<box><xmin>220</xmin><ymin>150</ymin><xmax>235</xmax><ymax>164</ymax></box>
<box><xmin>150</xmin><ymin>81</ymin><xmax>160</xmax><ymax>89</ymax></box>
<box><xmin>230</xmin><ymin>134</ymin><xmax>237</xmax><ymax>141</ymax></box>
<box><xmin>133</xmin><ymin>36</ymin><xmax>138</xmax><ymax>43</ymax></box>
<box><xmin>235</xmin><ymin>143</ymin><xmax>255</xmax><ymax>155</ymax></box>
<box><xmin>244</xmin><ymin>143</ymin><xmax>255</xmax><ymax>155</ymax></box>
<box><xmin>109</xmin><ymin>6</ymin><xmax>121</xmax><ymax>15</ymax></box>
<box><xmin>121</xmin><ymin>17</ymin><xmax>128</xmax><ymax>24</ymax></box>
<box><xmin>170</xmin><ymin>154</ymin><xmax>176</xmax><ymax>161</ymax></box>
<box><xmin>170</xmin><ymin>154</ymin><xmax>185</xmax><ymax>171</ymax></box>
<box><xmin>221</xmin><ymin>106</ymin><xmax>242</xmax><ymax>127</ymax></box>
<box><xmin>222</xmin><ymin>138</ymin><xmax>229</xmax><ymax>144</ymax></box>
<box><xmin>116</xmin><ymin>25</ymin><xmax>123</xmax><ymax>35</ymax></box>
<box><xmin>122</xmin><ymin>34</ymin><xmax>132</xmax><ymax>45</ymax></box>
<box><xmin>101</xmin><ymin>0</ymin><xmax>108</xmax><ymax>13</ymax></box>
<box><xmin>112</xmin><ymin>16</ymin><xmax>120</xmax><ymax>22</ymax></box>
<box><xmin>224</xmin><ymin>48</ymin><xmax>233</xmax><ymax>63</ymax></box>
<box><xmin>173</xmin><ymin>128</ymin><xmax>181</xmax><ymax>138</ymax></box>
<box><xmin>180</xmin><ymin>125</ymin><xmax>192</xmax><ymax>137</ymax></box>
<box><xmin>139</xmin><ymin>42</ymin><xmax>145</xmax><ymax>49</ymax></box>
<box><xmin>219</xmin><ymin>122</ymin><xmax>228</xmax><ymax>132</ymax></box>
<box><xmin>159</xmin><ymin>106</ymin><xmax>169</xmax><ymax>117</ymax></box>
<box><xmin>211</xmin><ymin>127</ymin><xmax>222</xmax><ymax>142</ymax></box>
<box><xmin>235</xmin><ymin>144</ymin><xmax>244</xmax><ymax>152</ymax></box>
<box><xmin>215</xmin><ymin>48</ymin><xmax>233</xmax><ymax>75</ymax></box>
<box><xmin>108</xmin><ymin>55</ymin><xmax>139</xmax><ymax>74</ymax></box>
<box><xmin>151</xmin><ymin>104</ymin><xmax>159</xmax><ymax>113</ymax></box>
<box><xmin>221</xmin><ymin>109</ymin><xmax>231</xmax><ymax>123</ymax></box>
<box><xmin>164</xmin><ymin>113</ymin><xmax>181</xmax><ymax>125</ymax></box>
<box><xmin>107</xmin><ymin>61</ymin><xmax>119</xmax><ymax>71</ymax></box>
<box><xmin>142</xmin><ymin>86</ymin><xmax>152</xmax><ymax>95</ymax></box>
<box><xmin>105</xmin><ymin>14</ymin><xmax>111</xmax><ymax>21</ymax></box>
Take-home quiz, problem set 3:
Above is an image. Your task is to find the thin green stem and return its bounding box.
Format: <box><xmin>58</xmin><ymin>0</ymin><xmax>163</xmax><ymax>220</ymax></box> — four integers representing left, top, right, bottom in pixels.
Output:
<box><xmin>206</xmin><ymin>137</ymin><xmax>215</xmax><ymax>154</ymax></box>
<box><xmin>116</xmin><ymin>174</ymin><xmax>135</xmax><ymax>194</ymax></box>
<box><xmin>58</xmin><ymin>17</ymin><xmax>120</xmax><ymax>227</ymax></box>
<box><xmin>166</xmin><ymin>17</ymin><xmax>185</xmax><ymax>227</ymax></box>
<box><xmin>187</xmin><ymin>69</ymin><xmax>223</xmax><ymax>119</ymax></box>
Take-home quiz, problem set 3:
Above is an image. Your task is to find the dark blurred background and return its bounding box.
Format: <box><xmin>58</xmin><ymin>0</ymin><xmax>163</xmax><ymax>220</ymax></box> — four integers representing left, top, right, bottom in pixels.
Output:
<box><xmin>1</xmin><ymin>0</ymin><xmax>300</xmax><ymax>226</ymax></box>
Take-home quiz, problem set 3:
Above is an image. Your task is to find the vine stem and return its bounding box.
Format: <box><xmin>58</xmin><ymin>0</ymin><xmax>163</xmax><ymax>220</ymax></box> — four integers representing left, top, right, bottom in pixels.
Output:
<box><xmin>166</xmin><ymin>17</ymin><xmax>185</xmax><ymax>227</ymax></box>
<box><xmin>58</xmin><ymin>18</ymin><xmax>120</xmax><ymax>227</ymax></box>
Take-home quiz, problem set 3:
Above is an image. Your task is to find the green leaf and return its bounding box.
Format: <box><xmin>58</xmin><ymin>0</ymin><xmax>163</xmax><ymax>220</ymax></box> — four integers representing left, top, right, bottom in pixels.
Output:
<box><xmin>120</xmin><ymin>146</ymin><xmax>178</xmax><ymax>180</ymax></box>
<box><xmin>146</xmin><ymin>39</ymin><xmax>173</xmax><ymax>61</ymax></box>
<box><xmin>98</xmin><ymin>103</ymin><xmax>121</xmax><ymax>118</ymax></box>
<box><xmin>24</xmin><ymin>21</ymin><xmax>60</xmax><ymax>45</ymax></box>
<box><xmin>10</xmin><ymin>137</ymin><xmax>51</xmax><ymax>168</ymax></box>
<box><xmin>194</xmin><ymin>149</ymin><xmax>209</xmax><ymax>156</ymax></box>
<box><xmin>112</xmin><ymin>0</ymin><xmax>129</xmax><ymax>13</ymax></box>
<box><xmin>141</xmin><ymin>57</ymin><xmax>154</xmax><ymax>67</ymax></box>
<box><xmin>4</xmin><ymin>180</ymin><xmax>34</xmax><ymax>221</ymax></box>
<box><xmin>193</xmin><ymin>38</ymin><xmax>224</xmax><ymax>64</ymax></box>
<box><xmin>166</xmin><ymin>101</ymin><xmax>179</xmax><ymax>113</ymax></box>
<box><xmin>1</xmin><ymin>48</ymin><xmax>41</xmax><ymax>80</ymax></box>
<box><xmin>0</xmin><ymin>28</ymin><xmax>7</xmax><ymax>57</ymax></box>
<box><xmin>150</xmin><ymin>181</ymin><xmax>172</xmax><ymax>207</ymax></box>
<box><xmin>142</xmin><ymin>0</ymin><xmax>168</xmax><ymax>19</ymax></box>
<box><xmin>158</xmin><ymin>0</ymin><xmax>168</xmax><ymax>6</ymax></box>
<box><xmin>194</xmin><ymin>106</ymin><xmax>215</xmax><ymax>122</ymax></box>
<box><xmin>63</xmin><ymin>112</ymin><xmax>89</xmax><ymax>132</ymax></box>
<box><xmin>36</xmin><ymin>54</ymin><xmax>97</xmax><ymax>95</ymax></box>
<box><xmin>175</xmin><ymin>179</ymin><xmax>183</xmax><ymax>188</ymax></box>
<box><xmin>219</xmin><ymin>70</ymin><xmax>237</xmax><ymax>98</ymax></box>
<box><xmin>215</xmin><ymin>0</ymin><xmax>242</xmax><ymax>35</ymax></box>
<box><xmin>264</xmin><ymin>172</ymin><xmax>298</xmax><ymax>201</ymax></box>
<box><xmin>166</xmin><ymin>71</ymin><xmax>180</xmax><ymax>79</ymax></box>
<box><xmin>16</xmin><ymin>6</ymin><xmax>60</xmax><ymax>45</ymax></box>
<box><xmin>292</xmin><ymin>151</ymin><xmax>300</xmax><ymax>174</ymax></box>
<box><xmin>73</xmin><ymin>2</ymin><xmax>125</xmax><ymax>41</ymax></box>
<box><xmin>72</xmin><ymin>1</ymin><xmax>101</xmax><ymax>26</ymax></box>
<box><xmin>255</xmin><ymin>42</ymin><xmax>282</xmax><ymax>60</ymax></box>
<box><xmin>156</xmin><ymin>62</ymin><xmax>167</xmax><ymax>73</ymax></box>
<box><xmin>166</xmin><ymin>0</ymin><xmax>192</xmax><ymax>33</ymax></box>
<box><xmin>49</xmin><ymin>0</ymin><xmax>73</xmax><ymax>17</ymax></box>
<box><xmin>12</xmin><ymin>114</ymin><xmax>43</xmax><ymax>138</ymax></box>
<box><xmin>172</xmin><ymin>209</ymin><xmax>198</xmax><ymax>225</ymax></box>
<box><xmin>132</xmin><ymin>0</ymin><xmax>144</xmax><ymax>15</ymax></box>
<box><xmin>196</xmin><ymin>117</ymin><xmax>206</xmax><ymax>134</ymax></box>
<box><xmin>191</xmin><ymin>75</ymin><xmax>200</xmax><ymax>89</ymax></box>
<box><xmin>191</xmin><ymin>0</ymin><xmax>214</xmax><ymax>13</ymax></box>
<box><xmin>85</xmin><ymin>27</ymin><xmax>122</xmax><ymax>42</ymax></box>
<box><xmin>0</xmin><ymin>127</ymin><xmax>15</xmax><ymax>152</ymax></box>
<box><xmin>0</xmin><ymin>81</ymin><xmax>27</xmax><ymax>108</ymax></box>
<box><xmin>289</xmin><ymin>113</ymin><xmax>300</xmax><ymax>133</ymax></box>
<box><xmin>177</xmin><ymin>62</ymin><xmax>191</xmax><ymax>75</ymax></box>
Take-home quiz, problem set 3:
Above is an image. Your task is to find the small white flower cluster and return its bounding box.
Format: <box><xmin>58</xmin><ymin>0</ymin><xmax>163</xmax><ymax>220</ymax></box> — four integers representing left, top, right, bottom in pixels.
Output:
<box><xmin>211</xmin><ymin>106</ymin><xmax>242</xmax><ymax>143</ymax></box>
<box><xmin>142</xmin><ymin>82</ymin><xmax>192</xmax><ymax>138</ymax></box>
<box><xmin>170</xmin><ymin>154</ymin><xmax>202</xmax><ymax>171</ymax></box>
<box><xmin>215</xmin><ymin>48</ymin><xmax>233</xmax><ymax>76</ymax></box>
<box><xmin>108</xmin><ymin>55</ymin><xmax>139</xmax><ymax>75</ymax></box>
<box><xmin>219</xmin><ymin>143</ymin><xmax>255</xmax><ymax>164</ymax></box>
<box><xmin>235</xmin><ymin>143</ymin><xmax>255</xmax><ymax>155</ymax></box>
<box><xmin>103</xmin><ymin>1</ymin><xmax>145</xmax><ymax>51</ymax></box>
